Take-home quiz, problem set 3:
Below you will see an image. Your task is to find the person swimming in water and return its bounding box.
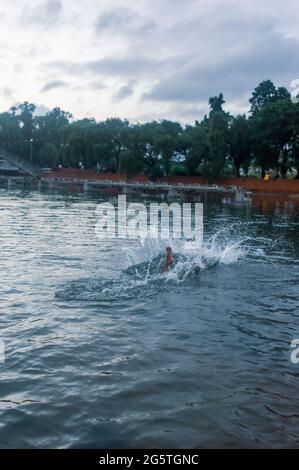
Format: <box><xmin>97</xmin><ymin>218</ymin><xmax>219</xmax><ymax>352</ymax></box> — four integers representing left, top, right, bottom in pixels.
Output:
<box><xmin>162</xmin><ymin>246</ymin><xmax>173</xmax><ymax>273</ymax></box>
<box><xmin>162</xmin><ymin>246</ymin><xmax>204</xmax><ymax>275</ymax></box>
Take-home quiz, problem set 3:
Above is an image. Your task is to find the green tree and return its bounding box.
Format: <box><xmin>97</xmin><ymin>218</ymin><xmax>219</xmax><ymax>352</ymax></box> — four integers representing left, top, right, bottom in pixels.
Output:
<box><xmin>0</xmin><ymin>78</ymin><xmax>298</xmax><ymax>181</ymax></box>
<box><xmin>120</xmin><ymin>125</ymin><xmax>145</xmax><ymax>176</ymax></box>
<box><xmin>156</xmin><ymin>120</ymin><xmax>182</xmax><ymax>175</ymax></box>
<box><xmin>35</xmin><ymin>108</ymin><xmax>71</xmax><ymax>147</ymax></box>
<box><xmin>249</xmin><ymin>80</ymin><xmax>290</xmax><ymax>116</ymax></box>
<box><xmin>287</xmin><ymin>101</ymin><xmax>299</xmax><ymax>178</ymax></box>
<box><xmin>200</xmin><ymin>95</ymin><xmax>229</xmax><ymax>180</ymax></box>
<box><xmin>9</xmin><ymin>102</ymin><xmax>36</xmax><ymax>159</ymax></box>
<box><xmin>228</xmin><ymin>115</ymin><xmax>251</xmax><ymax>176</ymax></box>
<box><xmin>182</xmin><ymin>120</ymin><xmax>208</xmax><ymax>175</ymax></box>
<box><xmin>0</xmin><ymin>111</ymin><xmax>24</xmax><ymax>154</ymax></box>
<box><xmin>93</xmin><ymin>142</ymin><xmax>116</xmax><ymax>172</ymax></box>
<box><xmin>202</xmin><ymin>111</ymin><xmax>228</xmax><ymax>180</ymax></box>
<box><xmin>101</xmin><ymin>118</ymin><xmax>129</xmax><ymax>173</ymax></box>
<box><xmin>38</xmin><ymin>143</ymin><xmax>59</xmax><ymax>167</ymax></box>
<box><xmin>251</xmin><ymin>98</ymin><xmax>294</xmax><ymax>176</ymax></box>
<box><xmin>209</xmin><ymin>93</ymin><xmax>225</xmax><ymax>114</ymax></box>
<box><xmin>139</xmin><ymin>122</ymin><xmax>163</xmax><ymax>177</ymax></box>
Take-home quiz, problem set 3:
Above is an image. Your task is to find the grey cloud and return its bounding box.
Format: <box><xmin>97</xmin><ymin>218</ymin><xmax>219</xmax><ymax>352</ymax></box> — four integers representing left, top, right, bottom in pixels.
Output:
<box><xmin>41</xmin><ymin>80</ymin><xmax>68</xmax><ymax>92</ymax></box>
<box><xmin>113</xmin><ymin>81</ymin><xmax>134</xmax><ymax>101</ymax></box>
<box><xmin>95</xmin><ymin>9</ymin><xmax>136</xmax><ymax>31</ymax></box>
<box><xmin>0</xmin><ymin>87</ymin><xmax>14</xmax><ymax>99</ymax></box>
<box><xmin>44</xmin><ymin>55</ymin><xmax>167</xmax><ymax>79</ymax></box>
<box><xmin>20</xmin><ymin>0</ymin><xmax>63</xmax><ymax>28</ymax></box>
<box><xmin>9</xmin><ymin>0</ymin><xmax>299</xmax><ymax>123</ymax></box>
<box><xmin>3</xmin><ymin>87</ymin><xmax>14</xmax><ymax>98</ymax></box>
<box><xmin>95</xmin><ymin>8</ymin><xmax>156</xmax><ymax>36</ymax></box>
<box><xmin>89</xmin><ymin>81</ymin><xmax>106</xmax><ymax>91</ymax></box>
<box><xmin>142</xmin><ymin>31</ymin><xmax>299</xmax><ymax>104</ymax></box>
<box><xmin>87</xmin><ymin>57</ymin><xmax>161</xmax><ymax>77</ymax></box>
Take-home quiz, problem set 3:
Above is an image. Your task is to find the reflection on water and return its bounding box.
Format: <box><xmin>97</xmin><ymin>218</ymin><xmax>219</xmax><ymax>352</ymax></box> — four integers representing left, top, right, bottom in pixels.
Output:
<box><xmin>251</xmin><ymin>193</ymin><xmax>299</xmax><ymax>217</ymax></box>
<box><xmin>0</xmin><ymin>188</ymin><xmax>298</xmax><ymax>448</ymax></box>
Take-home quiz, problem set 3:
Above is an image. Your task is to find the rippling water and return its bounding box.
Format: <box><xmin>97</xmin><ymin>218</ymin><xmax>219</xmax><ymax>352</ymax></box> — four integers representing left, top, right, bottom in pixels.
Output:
<box><xmin>0</xmin><ymin>188</ymin><xmax>299</xmax><ymax>448</ymax></box>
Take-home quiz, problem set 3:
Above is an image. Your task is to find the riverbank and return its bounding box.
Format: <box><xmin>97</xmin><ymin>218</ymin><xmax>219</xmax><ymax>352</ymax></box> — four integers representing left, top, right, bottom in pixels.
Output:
<box><xmin>1</xmin><ymin>170</ymin><xmax>299</xmax><ymax>196</ymax></box>
<box><xmin>42</xmin><ymin>169</ymin><xmax>299</xmax><ymax>194</ymax></box>
<box><xmin>0</xmin><ymin>173</ymin><xmax>249</xmax><ymax>203</ymax></box>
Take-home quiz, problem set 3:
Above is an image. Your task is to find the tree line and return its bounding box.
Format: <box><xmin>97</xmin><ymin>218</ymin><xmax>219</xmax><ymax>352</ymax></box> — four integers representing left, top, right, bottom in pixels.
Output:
<box><xmin>0</xmin><ymin>79</ymin><xmax>299</xmax><ymax>179</ymax></box>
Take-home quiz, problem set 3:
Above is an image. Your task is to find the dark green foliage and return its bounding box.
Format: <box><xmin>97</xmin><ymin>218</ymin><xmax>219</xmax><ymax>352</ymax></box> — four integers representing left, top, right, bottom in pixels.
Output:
<box><xmin>228</xmin><ymin>115</ymin><xmax>251</xmax><ymax>177</ymax></box>
<box><xmin>201</xmin><ymin>112</ymin><xmax>228</xmax><ymax>181</ymax></box>
<box><xmin>0</xmin><ymin>80</ymin><xmax>297</xmax><ymax>179</ymax></box>
<box><xmin>38</xmin><ymin>143</ymin><xmax>59</xmax><ymax>167</ymax></box>
<box><xmin>249</xmin><ymin>80</ymin><xmax>290</xmax><ymax>116</ymax></box>
<box><xmin>171</xmin><ymin>164</ymin><xmax>187</xmax><ymax>176</ymax></box>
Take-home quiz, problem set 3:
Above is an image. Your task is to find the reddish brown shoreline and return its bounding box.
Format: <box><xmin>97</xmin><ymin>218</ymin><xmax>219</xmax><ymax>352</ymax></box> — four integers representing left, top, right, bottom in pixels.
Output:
<box><xmin>44</xmin><ymin>169</ymin><xmax>299</xmax><ymax>194</ymax></box>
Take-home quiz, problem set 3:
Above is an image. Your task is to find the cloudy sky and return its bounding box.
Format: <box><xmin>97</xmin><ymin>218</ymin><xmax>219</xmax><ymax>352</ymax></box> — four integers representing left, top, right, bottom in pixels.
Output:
<box><xmin>0</xmin><ymin>0</ymin><xmax>299</xmax><ymax>123</ymax></box>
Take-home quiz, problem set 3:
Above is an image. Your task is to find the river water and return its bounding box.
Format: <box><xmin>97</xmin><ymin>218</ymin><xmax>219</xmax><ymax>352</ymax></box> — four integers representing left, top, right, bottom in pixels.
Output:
<box><xmin>0</xmin><ymin>187</ymin><xmax>298</xmax><ymax>448</ymax></box>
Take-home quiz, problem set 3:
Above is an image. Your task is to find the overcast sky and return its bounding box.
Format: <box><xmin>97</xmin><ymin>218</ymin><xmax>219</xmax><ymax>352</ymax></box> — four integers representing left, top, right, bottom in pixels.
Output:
<box><xmin>0</xmin><ymin>0</ymin><xmax>299</xmax><ymax>123</ymax></box>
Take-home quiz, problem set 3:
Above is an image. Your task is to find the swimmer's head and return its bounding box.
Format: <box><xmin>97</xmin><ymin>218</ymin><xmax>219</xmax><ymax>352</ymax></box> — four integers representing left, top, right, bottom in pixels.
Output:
<box><xmin>166</xmin><ymin>246</ymin><xmax>172</xmax><ymax>254</ymax></box>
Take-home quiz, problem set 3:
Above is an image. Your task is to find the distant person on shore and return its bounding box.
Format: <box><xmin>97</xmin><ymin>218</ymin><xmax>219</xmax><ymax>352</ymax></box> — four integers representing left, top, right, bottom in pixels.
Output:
<box><xmin>264</xmin><ymin>171</ymin><xmax>270</xmax><ymax>182</ymax></box>
<box><xmin>162</xmin><ymin>246</ymin><xmax>173</xmax><ymax>273</ymax></box>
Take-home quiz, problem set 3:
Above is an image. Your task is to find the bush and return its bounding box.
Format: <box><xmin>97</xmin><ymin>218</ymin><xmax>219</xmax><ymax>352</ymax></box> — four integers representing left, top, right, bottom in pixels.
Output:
<box><xmin>171</xmin><ymin>164</ymin><xmax>187</xmax><ymax>176</ymax></box>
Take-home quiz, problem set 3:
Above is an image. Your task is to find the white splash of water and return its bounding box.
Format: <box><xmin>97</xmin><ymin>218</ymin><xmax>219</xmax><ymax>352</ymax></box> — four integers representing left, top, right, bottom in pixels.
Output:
<box><xmin>122</xmin><ymin>224</ymin><xmax>247</xmax><ymax>284</ymax></box>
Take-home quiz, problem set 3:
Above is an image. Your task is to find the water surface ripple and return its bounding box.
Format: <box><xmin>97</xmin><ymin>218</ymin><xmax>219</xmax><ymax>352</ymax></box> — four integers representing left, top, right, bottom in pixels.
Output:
<box><xmin>0</xmin><ymin>189</ymin><xmax>298</xmax><ymax>448</ymax></box>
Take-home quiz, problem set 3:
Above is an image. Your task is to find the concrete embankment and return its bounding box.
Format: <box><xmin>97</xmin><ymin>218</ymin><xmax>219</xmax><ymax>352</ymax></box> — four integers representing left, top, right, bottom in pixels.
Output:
<box><xmin>42</xmin><ymin>169</ymin><xmax>299</xmax><ymax>194</ymax></box>
<box><xmin>1</xmin><ymin>169</ymin><xmax>299</xmax><ymax>196</ymax></box>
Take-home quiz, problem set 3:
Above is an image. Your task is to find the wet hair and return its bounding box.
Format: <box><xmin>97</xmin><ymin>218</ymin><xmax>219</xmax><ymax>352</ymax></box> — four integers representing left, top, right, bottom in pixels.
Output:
<box><xmin>166</xmin><ymin>246</ymin><xmax>172</xmax><ymax>252</ymax></box>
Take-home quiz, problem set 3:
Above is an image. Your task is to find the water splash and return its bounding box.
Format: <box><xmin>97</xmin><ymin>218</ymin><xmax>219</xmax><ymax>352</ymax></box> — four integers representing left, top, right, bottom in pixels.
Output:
<box><xmin>56</xmin><ymin>218</ymin><xmax>296</xmax><ymax>304</ymax></box>
<box><xmin>123</xmin><ymin>224</ymin><xmax>247</xmax><ymax>278</ymax></box>
<box><xmin>56</xmin><ymin>226</ymin><xmax>250</xmax><ymax>303</ymax></box>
